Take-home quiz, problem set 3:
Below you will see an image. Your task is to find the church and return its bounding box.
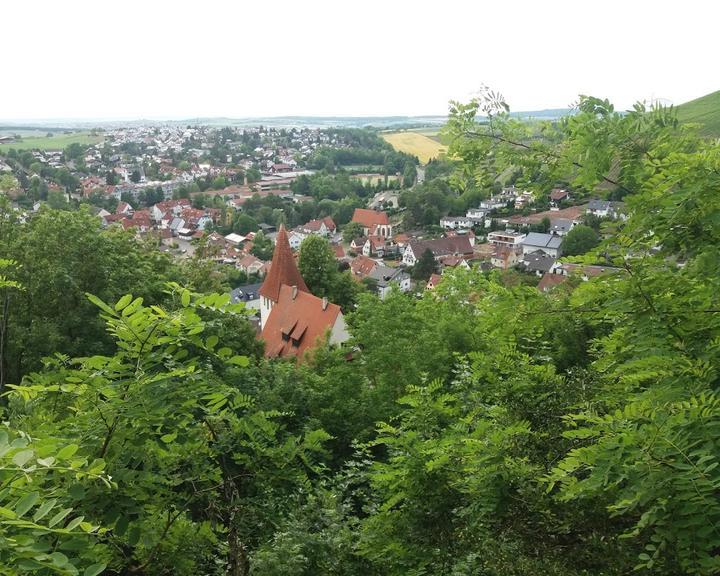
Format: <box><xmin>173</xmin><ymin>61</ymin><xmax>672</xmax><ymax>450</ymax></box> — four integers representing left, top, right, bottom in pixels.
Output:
<box><xmin>258</xmin><ymin>225</ymin><xmax>349</xmax><ymax>361</ymax></box>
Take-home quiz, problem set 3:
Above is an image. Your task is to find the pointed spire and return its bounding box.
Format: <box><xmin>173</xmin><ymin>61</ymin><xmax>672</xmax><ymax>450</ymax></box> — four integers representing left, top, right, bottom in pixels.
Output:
<box><xmin>259</xmin><ymin>224</ymin><xmax>308</xmax><ymax>302</ymax></box>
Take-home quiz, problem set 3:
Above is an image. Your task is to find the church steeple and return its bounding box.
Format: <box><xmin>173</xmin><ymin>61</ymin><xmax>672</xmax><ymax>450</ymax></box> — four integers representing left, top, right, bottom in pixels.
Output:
<box><xmin>259</xmin><ymin>225</ymin><xmax>308</xmax><ymax>328</ymax></box>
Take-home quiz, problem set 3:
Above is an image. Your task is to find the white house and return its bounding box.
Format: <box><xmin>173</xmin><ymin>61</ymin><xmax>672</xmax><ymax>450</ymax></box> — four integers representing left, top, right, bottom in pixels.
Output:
<box><xmin>521</xmin><ymin>232</ymin><xmax>563</xmax><ymax>257</ymax></box>
<box><xmin>440</xmin><ymin>216</ymin><xmax>474</xmax><ymax>230</ymax></box>
<box><xmin>368</xmin><ymin>265</ymin><xmax>411</xmax><ymax>299</ymax></box>
<box><xmin>287</xmin><ymin>230</ymin><xmax>306</xmax><ymax>251</ymax></box>
<box><xmin>466</xmin><ymin>208</ymin><xmax>486</xmax><ymax>220</ymax></box>
<box><xmin>487</xmin><ymin>230</ymin><xmax>526</xmax><ymax>248</ymax></box>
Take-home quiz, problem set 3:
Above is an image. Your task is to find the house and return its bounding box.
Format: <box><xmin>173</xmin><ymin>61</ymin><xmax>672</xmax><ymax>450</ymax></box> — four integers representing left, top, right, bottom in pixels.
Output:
<box><xmin>440</xmin><ymin>216</ymin><xmax>473</xmax><ymax>230</ymax></box>
<box><xmin>537</xmin><ymin>272</ymin><xmax>569</xmax><ymax>292</ymax></box>
<box><xmin>332</xmin><ymin>244</ymin><xmax>346</xmax><ymax>260</ymax></box>
<box><xmin>350</xmin><ymin>236</ymin><xmax>368</xmax><ymax>253</ymax></box>
<box><xmin>586</xmin><ymin>200</ymin><xmax>625</xmax><ymax>219</ymax></box>
<box><xmin>550</xmin><ymin>218</ymin><xmax>575</xmax><ymax>236</ymax></box>
<box><xmin>116</xmin><ymin>201</ymin><xmax>134</xmax><ymax>216</ymax></box>
<box><xmin>300</xmin><ymin>216</ymin><xmax>336</xmax><ymax>237</ymax></box>
<box><xmin>287</xmin><ymin>230</ymin><xmax>306</xmax><ymax>251</ymax></box>
<box><xmin>446</xmin><ymin>229</ymin><xmax>476</xmax><ymax>247</ymax></box>
<box><xmin>151</xmin><ymin>199</ymin><xmax>190</xmax><ymax>221</ymax></box>
<box><xmin>261</xmin><ymin>284</ymin><xmax>349</xmax><ymax>362</ymax></box>
<box><xmin>259</xmin><ymin>225</ymin><xmax>309</xmax><ymax>329</ymax></box>
<box><xmin>586</xmin><ymin>199</ymin><xmax>612</xmax><ymax>217</ymax></box>
<box><xmin>487</xmin><ymin>230</ymin><xmax>526</xmax><ymax>249</ymax></box>
<box><xmin>403</xmin><ymin>236</ymin><xmax>474</xmax><ymax>266</ymax></box>
<box><xmin>438</xmin><ymin>254</ymin><xmax>471</xmax><ymax>270</ymax></box>
<box><xmin>550</xmin><ymin>188</ymin><xmax>570</xmax><ymax>204</ymax></box>
<box><xmin>521</xmin><ymin>232</ymin><xmax>563</xmax><ymax>257</ymax></box>
<box><xmin>513</xmin><ymin>190</ymin><xmax>535</xmax><ymax>209</ymax></box>
<box><xmin>367</xmin><ymin>265</ymin><xmax>411</xmax><ymax>299</ymax></box>
<box><xmin>237</xmin><ymin>254</ymin><xmax>266</xmax><ymax>276</ymax></box>
<box><xmin>363</xmin><ymin>235</ymin><xmax>397</xmax><ymax>258</ymax></box>
<box><xmin>230</xmin><ymin>282</ymin><xmax>262</xmax><ymax>311</ymax></box>
<box><xmin>479</xmin><ymin>195</ymin><xmax>512</xmax><ymax>211</ymax></box>
<box><xmin>491</xmin><ymin>247</ymin><xmax>522</xmax><ymax>270</ymax></box>
<box><xmin>350</xmin><ymin>255</ymin><xmax>379</xmax><ymax>279</ymax></box>
<box><xmin>550</xmin><ymin>262</ymin><xmax>621</xmax><ymax>280</ymax></box>
<box><xmin>351</xmin><ymin>208</ymin><xmax>393</xmax><ymax>238</ymax></box>
<box><xmin>426</xmin><ymin>273</ymin><xmax>443</xmax><ymax>290</ymax></box>
<box><xmin>224</xmin><ymin>233</ymin><xmax>246</xmax><ymax>246</ymax></box>
<box><xmin>466</xmin><ymin>208</ymin><xmax>486</xmax><ymax>220</ymax></box>
<box><xmin>521</xmin><ymin>250</ymin><xmax>556</xmax><ymax>276</ymax></box>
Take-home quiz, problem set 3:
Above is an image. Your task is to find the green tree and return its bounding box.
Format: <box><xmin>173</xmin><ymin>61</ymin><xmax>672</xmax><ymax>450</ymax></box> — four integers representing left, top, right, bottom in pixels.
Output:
<box><xmin>250</xmin><ymin>231</ymin><xmax>273</xmax><ymax>260</ymax></box>
<box><xmin>342</xmin><ymin>222</ymin><xmax>364</xmax><ymax>244</ymax></box>
<box><xmin>298</xmin><ymin>236</ymin><xmax>338</xmax><ymax>298</ymax></box>
<box><xmin>412</xmin><ymin>248</ymin><xmax>436</xmax><ymax>281</ymax></box>
<box><xmin>561</xmin><ymin>224</ymin><xmax>599</xmax><ymax>255</ymax></box>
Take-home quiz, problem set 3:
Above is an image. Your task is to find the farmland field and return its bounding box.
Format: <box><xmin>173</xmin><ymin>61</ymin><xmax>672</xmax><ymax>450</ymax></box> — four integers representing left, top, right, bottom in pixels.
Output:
<box><xmin>0</xmin><ymin>132</ymin><xmax>103</xmax><ymax>152</ymax></box>
<box><xmin>381</xmin><ymin>131</ymin><xmax>447</xmax><ymax>164</ymax></box>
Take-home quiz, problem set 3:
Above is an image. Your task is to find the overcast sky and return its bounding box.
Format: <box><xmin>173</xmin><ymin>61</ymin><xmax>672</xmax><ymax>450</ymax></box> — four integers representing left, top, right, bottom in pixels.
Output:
<box><xmin>3</xmin><ymin>0</ymin><xmax>717</xmax><ymax>120</ymax></box>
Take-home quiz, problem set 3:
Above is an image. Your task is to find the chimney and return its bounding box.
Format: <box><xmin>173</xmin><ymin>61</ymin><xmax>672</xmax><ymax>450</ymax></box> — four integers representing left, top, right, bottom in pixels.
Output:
<box><xmin>292</xmin><ymin>285</ymin><xmax>298</xmax><ymax>300</ymax></box>
<box><xmin>322</xmin><ymin>297</ymin><xmax>328</xmax><ymax>310</ymax></box>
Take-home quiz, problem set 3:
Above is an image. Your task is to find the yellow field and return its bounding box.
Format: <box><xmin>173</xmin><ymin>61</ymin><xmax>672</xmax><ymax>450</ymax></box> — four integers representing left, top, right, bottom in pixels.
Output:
<box><xmin>381</xmin><ymin>131</ymin><xmax>447</xmax><ymax>164</ymax></box>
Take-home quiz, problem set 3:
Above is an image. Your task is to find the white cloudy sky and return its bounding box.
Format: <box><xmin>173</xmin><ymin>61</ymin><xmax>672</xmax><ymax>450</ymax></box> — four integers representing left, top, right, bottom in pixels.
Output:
<box><xmin>3</xmin><ymin>0</ymin><xmax>717</xmax><ymax>120</ymax></box>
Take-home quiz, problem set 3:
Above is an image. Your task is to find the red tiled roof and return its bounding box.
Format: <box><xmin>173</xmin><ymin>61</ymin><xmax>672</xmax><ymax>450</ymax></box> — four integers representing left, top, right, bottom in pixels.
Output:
<box><xmin>332</xmin><ymin>244</ymin><xmax>346</xmax><ymax>259</ymax></box>
<box><xmin>352</xmin><ymin>208</ymin><xmax>389</xmax><ymax>228</ymax></box>
<box><xmin>427</xmin><ymin>273</ymin><xmax>442</xmax><ymax>290</ymax></box>
<box><xmin>550</xmin><ymin>188</ymin><xmax>569</xmax><ymax>201</ymax></box>
<box><xmin>350</xmin><ymin>255</ymin><xmax>378</xmax><ymax>278</ymax></box>
<box><xmin>259</xmin><ymin>225</ymin><xmax>308</xmax><ymax>301</ymax></box>
<box><xmin>537</xmin><ymin>273</ymin><xmax>568</xmax><ymax>292</ymax></box>
<box><xmin>261</xmin><ymin>284</ymin><xmax>342</xmax><ymax>361</ymax></box>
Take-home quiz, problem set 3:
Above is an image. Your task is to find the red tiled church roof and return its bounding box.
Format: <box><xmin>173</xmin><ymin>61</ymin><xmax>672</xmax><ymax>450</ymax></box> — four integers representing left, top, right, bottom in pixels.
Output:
<box><xmin>261</xmin><ymin>285</ymin><xmax>341</xmax><ymax>360</ymax></box>
<box><xmin>352</xmin><ymin>208</ymin><xmax>389</xmax><ymax>228</ymax></box>
<box><xmin>259</xmin><ymin>225</ymin><xmax>308</xmax><ymax>301</ymax></box>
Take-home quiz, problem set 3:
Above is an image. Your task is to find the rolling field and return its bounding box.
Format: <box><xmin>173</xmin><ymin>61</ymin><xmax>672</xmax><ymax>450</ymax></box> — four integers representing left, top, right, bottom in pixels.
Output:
<box><xmin>0</xmin><ymin>132</ymin><xmax>103</xmax><ymax>152</ymax></box>
<box><xmin>381</xmin><ymin>131</ymin><xmax>447</xmax><ymax>164</ymax></box>
<box><xmin>676</xmin><ymin>90</ymin><xmax>720</xmax><ymax>137</ymax></box>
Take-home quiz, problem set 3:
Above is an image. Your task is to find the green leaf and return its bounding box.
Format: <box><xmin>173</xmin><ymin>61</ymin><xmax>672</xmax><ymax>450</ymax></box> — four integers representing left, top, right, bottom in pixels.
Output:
<box><xmin>57</xmin><ymin>444</ymin><xmax>79</xmax><ymax>460</ymax></box>
<box><xmin>36</xmin><ymin>456</ymin><xmax>56</xmax><ymax>467</ymax></box>
<box><xmin>12</xmin><ymin>449</ymin><xmax>34</xmax><ymax>467</ymax></box>
<box><xmin>84</xmin><ymin>562</ymin><xmax>107</xmax><ymax>576</ymax></box>
<box><xmin>181</xmin><ymin>289</ymin><xmax>191</xmax><ymax>307</ymax></box>
<box><xmin>114</xmin><ymin>294</ymin><xmax>133</xmax><ymax>311</ymax></box>
<box><xmin>228</xmin><ymin>355</ymin><xmax>250</xmax><ymax>367</ymax></box>
<box><xmin>65</xmin><ymin>515</ymin><xmax>84</xmax><ymax>531</ymax></box>
<box><xmin>160</xmin><ymin>433</ymin><xmax>177</xmax><ymax>444</ymax></box>
<box><xmin>15</xmin><ymin>492</ymin><xmax>39</xmax><ymax>518</ymax></box>
<box><xmin>86</xmin><ymin>293</ymin><xmax>116</xmax><ymax>315</ymax></box>
<box><xmin>33</xmin><ymin>499</ymin><xmax>57</xmax><ymax>522</ymax></box>
<box><xmin>48</xmin><ymin>507</ymin><xmax>73</xmax><ymax>528</ymax></box>
<box><xmin>205</xmin><ymin>335</ymin><xmax>219</xmax><ymax>350</ymax></box>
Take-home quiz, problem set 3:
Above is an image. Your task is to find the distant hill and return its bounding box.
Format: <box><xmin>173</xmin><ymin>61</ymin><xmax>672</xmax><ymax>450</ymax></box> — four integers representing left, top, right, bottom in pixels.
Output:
<box><xmin>0</xmin><ymin>109</ymin><xmax>574</xmax><ymax>131</ymax></box>
<box><xmin>676</xmin><ymin>90</ymin><xmax>720</xmax><ymax>137</ymax></box>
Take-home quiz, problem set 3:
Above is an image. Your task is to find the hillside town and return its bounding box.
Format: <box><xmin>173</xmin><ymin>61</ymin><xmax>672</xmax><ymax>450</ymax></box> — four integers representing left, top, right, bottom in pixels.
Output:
<box><xmin>0</xmin><ymin>124</ymin><xmax>630</xmax><ymax>362</ymax></box>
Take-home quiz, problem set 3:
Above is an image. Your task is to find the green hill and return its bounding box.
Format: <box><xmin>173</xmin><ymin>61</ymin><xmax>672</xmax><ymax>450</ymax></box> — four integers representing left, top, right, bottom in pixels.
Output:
<box><xmin>676</xmin><ymin>90</ymin><xmax>720</xmax><ymax>137</ymax></box>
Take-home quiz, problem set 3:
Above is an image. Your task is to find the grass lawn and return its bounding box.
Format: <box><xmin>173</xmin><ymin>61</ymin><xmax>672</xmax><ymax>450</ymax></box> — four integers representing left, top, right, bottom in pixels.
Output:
<box><xmin>676</xmin><ymin>90</ymin><xmax>720</xmax><ymax>137</ymax></box>
<box><xmin>0</xmin><ymin>132</ymin><xmax>103</xmax><ymax>152</ymax></box>
<box><xmin>381</xmin><ymin>131</ymin><xmax>447</xmax><ymax>164</ymax></box>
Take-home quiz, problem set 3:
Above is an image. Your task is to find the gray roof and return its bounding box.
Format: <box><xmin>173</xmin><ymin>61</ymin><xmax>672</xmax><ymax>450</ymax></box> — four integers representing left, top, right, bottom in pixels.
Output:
<box><xmin>368</xmin><ymin>265</ymin><xmax>408</xmax><ymax>287</ymax></box>
<box><xmin>230</xmin><ymin>283</ymin><xmax>263</xmax><ymax>303</ymax></box>
<box><xmin>523</xmin><ymin>232</ymin><xmax>563</xmax><ymax>250</ymax></box>
<box><xmin>522</xmin><ymin>250</ymin><xmax>556</xmax><ymax>273</ymax></box>
<box><xmin>550</xmin><ymin>218</ymin><xmax>574</xmax><ymax>233</ymax></box>
<box><xmin>587</xmin><ymin>200</ymin><xmax>611</xmax><ymax>211</ymax></box>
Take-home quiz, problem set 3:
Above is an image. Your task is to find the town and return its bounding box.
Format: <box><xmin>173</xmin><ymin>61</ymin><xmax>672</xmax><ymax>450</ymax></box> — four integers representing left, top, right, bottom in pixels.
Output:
<box><xmin>0</xmin><ymin>122</ymin><xmax>629</xmax><ymax>361</ymax></box>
